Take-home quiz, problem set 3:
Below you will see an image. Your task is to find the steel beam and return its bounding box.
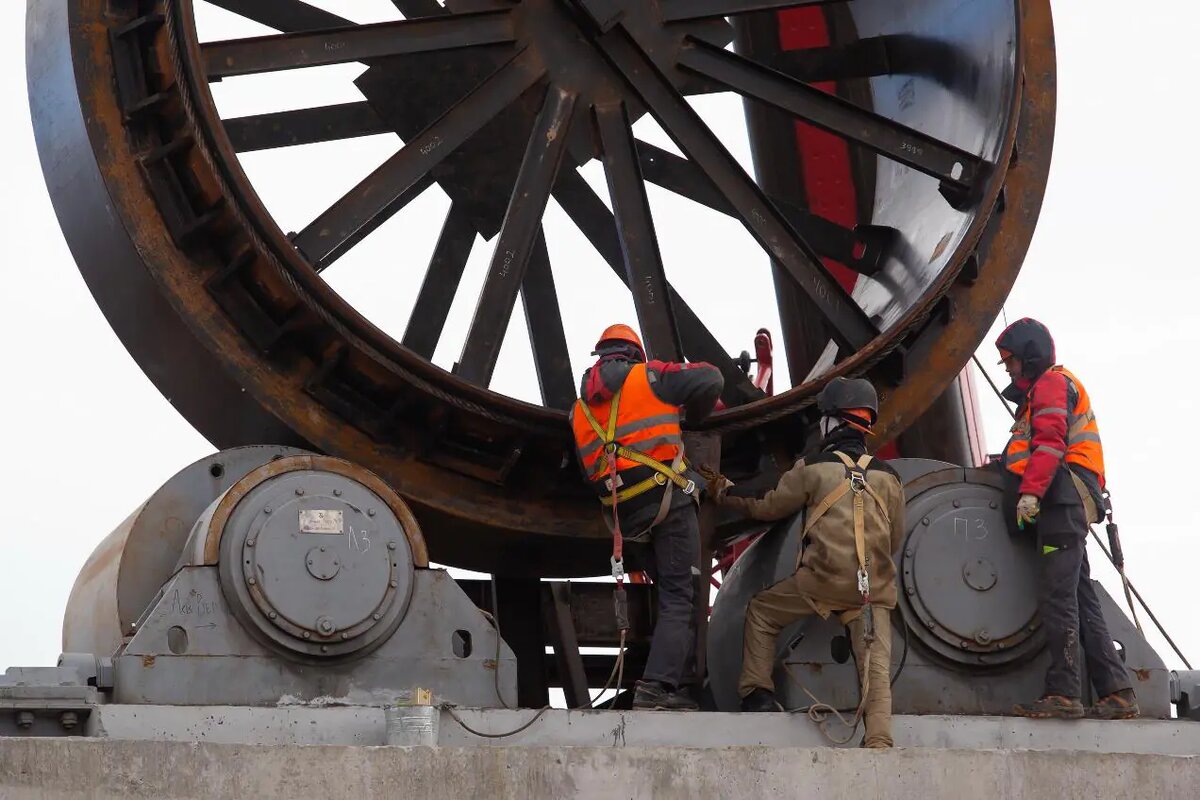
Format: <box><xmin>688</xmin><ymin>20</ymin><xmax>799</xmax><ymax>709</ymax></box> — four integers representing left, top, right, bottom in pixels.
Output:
<box><xmin>552</xmin><ymin>171</ymin><xmax>763</xmax><ymax>406</ymax></box>
<box><xmin>224</xmin><ymin>103</ymin><xmax>392</xmax><ymax>153</ymax></box>
<box><xmin>204</xmin><ymin>0</ymin><xmax>350</xmax><ymax>32</ymax></box>
<box><xmin>457</xmin><ymin>86</ymin><xmax>578</xmax><ymax>388</ymax></box>
<box><xmin>401</xmin><ymin>205</ymin><xmax>477</xmax><ymax>359</ymax></box>
<box><xmin>678</xmin><ymin>38</ymin><xmax>982</xmax><ymax>193</ymax></box>
<box><xmin>587</xmin><ymin>26</ymin><xmax>877</xmax><ymax>352</ymax></box>
<box><xmin>293</xmin><ymin>50</ymin><xmax>546</xmax><ymax>270</ymax></box>
<box><xmin>203</xmin><ymin>11</ymin><xmax>515</xmax><ymax>79</ymax></box>
<box><xmin>596</xmin><ymin>103</ymin><xmax>683</xmax><ymax>363</ymax></box>
<box><xmin>521</xmin><ymin>229</ymin><xmax>577</xmax><ymax>410</ymax></box>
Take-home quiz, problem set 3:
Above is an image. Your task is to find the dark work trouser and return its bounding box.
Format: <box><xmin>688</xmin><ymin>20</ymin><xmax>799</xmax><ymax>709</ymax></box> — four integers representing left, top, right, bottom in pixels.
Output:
<box><xmin>1037</xmin><ymin>504</ymin><xmax>1131</xmax><ymax>700</ymax></box>
<box><xmin>639</xmin><ymin>506</ymin><xmax>700</xmax><ymax>688</ymax></box>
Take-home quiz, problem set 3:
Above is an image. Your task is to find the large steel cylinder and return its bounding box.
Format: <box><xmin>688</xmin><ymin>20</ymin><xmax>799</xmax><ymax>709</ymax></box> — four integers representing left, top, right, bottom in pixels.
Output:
<box><xmin>28</xmin><ymin>0</ymin><xmax>1056</xmax><ymax>576</ymax></box>
<box><xmin>63</xmin><ymin>446</ymin><xmax>308</xmax><ymax>657</ymax></box>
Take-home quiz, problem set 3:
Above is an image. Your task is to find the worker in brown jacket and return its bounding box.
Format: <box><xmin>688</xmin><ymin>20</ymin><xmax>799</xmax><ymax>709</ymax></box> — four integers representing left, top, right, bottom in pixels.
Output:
<box><xmin>712</xmin><ymin>377</ymin><xmax>905</xmax><ymax>747</ymax></box>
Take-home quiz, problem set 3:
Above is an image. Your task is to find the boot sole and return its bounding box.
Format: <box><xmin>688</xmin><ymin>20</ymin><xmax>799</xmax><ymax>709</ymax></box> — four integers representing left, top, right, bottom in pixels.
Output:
<box><xmin>1013</xmin><ymin>708</ymin><xmax>1085</xmax><ymax>720</ymax></box>
<box><xmin>1088</xmin><ymin>707</ymin><xmax>1141</xmax><ymax>720</ymax></box>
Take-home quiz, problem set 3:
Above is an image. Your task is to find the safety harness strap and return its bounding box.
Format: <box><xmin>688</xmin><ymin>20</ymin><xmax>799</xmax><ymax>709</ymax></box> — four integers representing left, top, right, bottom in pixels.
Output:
<box><xmin>580</xmin><ymin>388</ymin><xmax>694</xmax><ymax>506</ymax></box>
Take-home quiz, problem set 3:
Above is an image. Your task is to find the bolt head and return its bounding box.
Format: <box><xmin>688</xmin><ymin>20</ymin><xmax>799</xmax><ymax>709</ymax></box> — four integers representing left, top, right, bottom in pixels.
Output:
<box><xmin>269</xmin><ymin>612</ymin><xmax>278</xmax><ymax>620</ymax></box>
<box><xmin>333</xmin><ymin>489</ymin><xmax>342</xmax><ymax>497</ymax></box>
<box><xmin>989</xmin><ymin>501</ymin><xmax>998</xmax><ymax>509</ymax></box>
<box><xmin>373</xmin><ymin>613</ymin><xmax>382</xmax><ymax>621</ymax></box>
<box><xmin>247</xmin><ymin>539</ymin><xmax>256</xmax><ymax>547</ymax></box>
<box><xmin>388</xmin><ymin>541</ymin><xmax>397</xmax><ymax>550</ymax></box>
<box><xmin>248</xmin><ymin>577</ymin><xmax>257</xmax><ymax>586</ymax></box>
<box><xmin>341</xmin><ymin>633</ymin><xmax>350</xmax><ymax>640</ymax></box>
<box><xmin>390</xmin><ymin>580</ymin><xmax>398</xmax><ymax>588</ymax></box>
<box><xmin>320</xmin><ymin>546</ymin><xmax>326</xmax><ymax>553</ymax></box>
<box><xmin>952</xmin><ymin>500</ymin><xmax>961</xmax><ymax>508</ymax></box>
<box><xmin>296</xmin><ymin>488</ymin><xmax>305</xmax><ymax>496</ymax></box>
<box><xmin>906</xmin><ymin>586</ymin><xmax>915</xmax><ymax>595</ymax></box>
<box><xmin>60</xmin><ymin>711</ymin><xmax>79</xmax><ymax>730</ymax></box>
<box><xmin>302</xmin><ymin>632</ymin><xmax>311</xmax><ymax>639</ymax></box>
<box><xmin>264</xmin><ymin>506</ymin><xmax>273</xmax><ymax>514</ymax></box>
<box><xmin>922</xmin><ymin>517</ymin><xmax>930</xmax><ymax>526</ymax></box>
<box><xmin>16</xmin><ymin>711</ymin><xmax>34</xmax><ymax>729</ymax></box>
<box><xmin>368</xmin><ymin>509</ymin><xmax>377</xmax><ymax>518</ymax></box>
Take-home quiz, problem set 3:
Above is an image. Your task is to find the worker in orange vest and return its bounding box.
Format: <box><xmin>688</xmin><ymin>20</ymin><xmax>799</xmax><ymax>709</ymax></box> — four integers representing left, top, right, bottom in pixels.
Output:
<box><xmin>571</xmin><ymin>324</ymin><xmax>723</xmax><ymax>710</ymax></box>
<box><xmin>996</xmin><ymin>318</ymin><xmax>1138</xmax><ymax>720</ymax></box>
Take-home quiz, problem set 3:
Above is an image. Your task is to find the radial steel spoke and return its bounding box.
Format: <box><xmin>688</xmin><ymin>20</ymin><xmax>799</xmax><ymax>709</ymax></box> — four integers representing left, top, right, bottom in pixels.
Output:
<box><xmin>677</xmin><ymin>38</ymin><xmax>982</xmax><ymax>193</ymax></box>
<box><xmin>225</xmin><ymin>102</ymin><xmax>392</xmax><ymax>153</ymax></box>
<box><xmin>635</xmin><ymin>140</ymin><xmax>885</xmax><ymax>268</ymax></box>
<box><xmin>402</xmin><ymin>205</ymin><xmax>477</xmax><ymax>359</ymax></box>
<box><xmin>588</xmin><ymin>27</ymin><xmax>876</xmax><ymax>351</ymax></box>
<box><xmin>203</xmin><ymin>10</ymin><xmax>515</xmax><ymax>79</ymax></box>
<box><xmin>456</xmin><ymin>87</ymin><xmax>579</xmax><ymax>388</ymax></box>
<box><xmin>661</xmin><ymin>0</ymin><xmax>840</xmax><ymax>22</ymax></box>
<box><xmin>596</xmin><ymin>103</ymin><xmax>682</xmax><ymax>363</ymax></box>
<box><xmin>521</xmin><ymin>230</ymin><xmax>577</xmax><ymax>410</ymax></box>
<box><xmin>552</xmin><ymin>171</ymin><xmax>763</xmax><ymax>406</ymax></box>
<box><xmin>390</xmin><ymin>0</ymin><xmax>448</xmax><ymax>17</ymax></box>
<box><xmin>205</xmin><ymin>0</ymin><xmax>350</xmax><ymax>32</ymax></box>
<box><xmin>293</xmin><ymin>50</ymin><xmax>546</xmax><ymax>270</ymax></box>
<box><xmin>311</xmin><ymin>175</ymin><xmax>436</xmax><ymax>273</ymax></box>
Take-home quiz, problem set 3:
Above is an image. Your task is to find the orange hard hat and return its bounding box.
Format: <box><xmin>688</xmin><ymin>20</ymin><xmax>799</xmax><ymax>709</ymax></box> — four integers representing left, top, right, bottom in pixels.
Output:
<box><xmin>595</xmin><ymin>324</ymin><xmax>644</xmax><ymax>353</ymax></box>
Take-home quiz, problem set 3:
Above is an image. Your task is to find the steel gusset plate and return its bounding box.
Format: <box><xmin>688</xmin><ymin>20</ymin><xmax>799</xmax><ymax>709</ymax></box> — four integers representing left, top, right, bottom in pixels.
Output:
<box><xmin>27</xmin><ymin>0</ymin><xmax>1055</xmax><ymax>575</ymax></box>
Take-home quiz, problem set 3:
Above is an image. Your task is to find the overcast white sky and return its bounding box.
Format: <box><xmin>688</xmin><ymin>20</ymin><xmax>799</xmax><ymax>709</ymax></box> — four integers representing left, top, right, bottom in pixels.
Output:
<box><xmin>2</xmin><ymin>1</ymin><xmax>1196</xmax><ymax>687</ymax></box>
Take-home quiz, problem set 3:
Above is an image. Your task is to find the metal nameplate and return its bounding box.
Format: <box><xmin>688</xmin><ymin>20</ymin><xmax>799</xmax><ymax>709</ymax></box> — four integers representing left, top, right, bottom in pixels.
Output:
<box><xmin>299</xmin><ymin>509</ymin><xmax>344</xmax><ymax>534</ymax></box>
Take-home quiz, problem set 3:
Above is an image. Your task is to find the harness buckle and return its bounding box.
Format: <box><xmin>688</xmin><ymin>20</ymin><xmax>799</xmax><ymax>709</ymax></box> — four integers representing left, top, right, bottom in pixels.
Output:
<box><xmin>857</xmin><ymin>567</ymin><xmax>870</xmax><ymax>597</ymax></box>
<box><xmin>849</xmin><ymin>471</ymin><xmax>867</xmax><ymax>495</ymax></box>
<box><xmin>611</xmin><ymin>556</ymin><xmax>625</xmax><ymax>583</ymax></box>
<box><xmin>604</xmin><ymin>442</ymin><xmax>618</xmax><ymax>456</ymax></box>
<box><xmin>682</xmin><ymin>479</ymin><xmax>696</xmax><ymax>496</ymax></box>
<box><xmin>653</xmin><ymin>473</ymin><xmax>667</xmax><ymax>486</ymax></box>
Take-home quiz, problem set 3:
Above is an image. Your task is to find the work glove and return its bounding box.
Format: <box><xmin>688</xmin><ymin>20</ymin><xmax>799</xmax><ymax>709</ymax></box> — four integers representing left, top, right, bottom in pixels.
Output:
<box><xmin>700</xmin><ymin>474</ymin><xmax>729</xmax><ymax>501</ymax></box>
<box><xmin>1016</xmin><ymin>493</ymin><xmax>1041</xmax><ymax>530</ymax></box>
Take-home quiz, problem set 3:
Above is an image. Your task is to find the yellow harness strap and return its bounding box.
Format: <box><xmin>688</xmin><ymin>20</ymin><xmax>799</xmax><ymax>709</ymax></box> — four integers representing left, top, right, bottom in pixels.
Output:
<box><xmin>578</xmin><ymin>388</ymin><xmax>693</xmax><ymax>507</ymax></box>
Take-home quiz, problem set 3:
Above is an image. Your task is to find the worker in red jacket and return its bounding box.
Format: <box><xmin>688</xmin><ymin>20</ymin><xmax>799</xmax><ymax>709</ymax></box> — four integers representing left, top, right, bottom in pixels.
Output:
<box><xmin>996</xmin><ymin>318</ymin><xmax>1138</xmax><ymax>720</ymax></box>
<box><xmin>571</xmin><ymin>324</ymin><xmax>723</xmax><ymax>711</ymax></box>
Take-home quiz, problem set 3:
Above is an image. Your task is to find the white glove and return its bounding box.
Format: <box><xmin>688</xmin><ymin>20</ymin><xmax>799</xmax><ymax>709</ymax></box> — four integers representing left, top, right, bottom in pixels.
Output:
<box><xmin>1016</xmin><ymin>494</ymin><xmax>1041</xmax><ymax>529</ymax></box>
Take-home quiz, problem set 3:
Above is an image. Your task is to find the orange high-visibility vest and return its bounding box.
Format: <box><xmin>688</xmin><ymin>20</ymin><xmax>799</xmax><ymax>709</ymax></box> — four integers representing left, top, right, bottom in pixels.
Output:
<box><xmin>1004</xmin><ymin>366</ymin><xmax>1105</xmax><ymax>481</ymax></box>
<box><xmin>571</xmin><ymin>364</ymin><xmax>686</xmax><ymax>501</ymax></box>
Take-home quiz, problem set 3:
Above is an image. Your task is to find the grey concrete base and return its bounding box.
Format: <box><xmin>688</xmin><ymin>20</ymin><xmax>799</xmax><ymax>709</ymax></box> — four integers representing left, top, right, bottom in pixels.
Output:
<box><xmin>81</xmin><ymin>703</ymin><xmax>1200</xmax><ymax>754</ymax></box>
<box><xmin>1</xmin><ymin>738</ymin><xmax>1198</xmax><ymax>800</ymax></box>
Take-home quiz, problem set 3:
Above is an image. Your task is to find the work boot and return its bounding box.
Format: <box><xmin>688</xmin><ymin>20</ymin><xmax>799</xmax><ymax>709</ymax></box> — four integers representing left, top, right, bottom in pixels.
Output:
<box><xmin>632</xmin><ymin>680</ymin><xmax>699</xmax><ymax>711</ymax></box>
<box><xmin>1090</xmin><ymin>689</ymin><xmax>1140</xmax><ymax>720</ymax></box>
<box><xmin>1013</xmin><ymin>695</ymin><xmax>1085</xmax><ymax>719</ymax></box>
<box><xmin>740</xmin><ymin>688</ymin><xmax>784</xmax><ymax>713</ymax></box>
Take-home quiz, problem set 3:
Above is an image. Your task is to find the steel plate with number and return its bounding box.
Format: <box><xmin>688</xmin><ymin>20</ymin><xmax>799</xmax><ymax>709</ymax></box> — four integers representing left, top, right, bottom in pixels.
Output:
<box><xmin>299</xmin><ymin>509</ymin><xmax>344</xmax><ymax>535</ymax></box>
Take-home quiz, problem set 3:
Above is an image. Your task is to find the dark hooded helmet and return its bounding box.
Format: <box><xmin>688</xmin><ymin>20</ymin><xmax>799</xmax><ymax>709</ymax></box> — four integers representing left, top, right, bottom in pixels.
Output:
<box><xmin>995</xmin><ymin>318</ymin><xmax>1056</xmax><ymax>379</ymax></box>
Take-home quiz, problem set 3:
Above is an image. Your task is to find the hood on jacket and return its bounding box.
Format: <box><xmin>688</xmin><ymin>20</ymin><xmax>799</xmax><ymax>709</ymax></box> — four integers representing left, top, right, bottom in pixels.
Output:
<box><xmin>996</xmin><ymin>317</ymin><xmax>1056</xmax><ymax>398</ymax></box>
<box><xmin>581</xmin><ymin>355</ymin><xmax>642</xmax><ymax>405</ymax></box>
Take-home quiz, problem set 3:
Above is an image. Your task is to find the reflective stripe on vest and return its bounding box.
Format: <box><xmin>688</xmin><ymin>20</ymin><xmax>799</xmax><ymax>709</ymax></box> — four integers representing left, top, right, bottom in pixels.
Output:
<box><xmin>1004</xmin><ymin>366</ymin><xmax>1105</xmax><ymax>482</ymax></box>
<box><xmin>571</xmin><ymin>364</ymin><xmax>685</xmax><ymax>486</ymax></box>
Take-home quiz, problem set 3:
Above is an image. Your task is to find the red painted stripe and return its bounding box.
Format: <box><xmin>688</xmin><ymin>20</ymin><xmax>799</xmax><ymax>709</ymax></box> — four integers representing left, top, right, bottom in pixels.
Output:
<box><xmin>778</xmin><ymin>8</ymin><xmax>860</xmax><ymax>295</ymax></box>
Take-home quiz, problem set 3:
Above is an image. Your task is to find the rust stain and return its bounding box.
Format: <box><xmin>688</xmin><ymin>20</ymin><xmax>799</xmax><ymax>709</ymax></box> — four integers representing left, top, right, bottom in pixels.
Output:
<box><xmin>142</xmin><ymin>655</ymin><xmax>156</xmax><ymax>668</ymax></box>
<box><xmin>1134</xmin><ymin>668</ymin><xmax>1152</xmax><ymax>682</ymax></box>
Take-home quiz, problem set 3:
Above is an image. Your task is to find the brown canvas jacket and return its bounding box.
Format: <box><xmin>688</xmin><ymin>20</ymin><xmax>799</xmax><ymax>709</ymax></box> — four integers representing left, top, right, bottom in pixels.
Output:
<box><xmin>717</xmin><ymin>448</ymin><xmax>905</xmax><ymax>616</ymax></box>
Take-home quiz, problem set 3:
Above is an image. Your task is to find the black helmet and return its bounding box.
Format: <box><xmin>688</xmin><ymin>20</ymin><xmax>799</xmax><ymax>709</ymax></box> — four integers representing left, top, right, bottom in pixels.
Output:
<box><xmin>817</xmin><ymin>377</ymin><xmax>879</xmax><ymax>426</ymax></box>
<box><xmin>995</xmin><ymin>318</ymin><xmax>1055</xmax><ymax>378</ymax></box>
